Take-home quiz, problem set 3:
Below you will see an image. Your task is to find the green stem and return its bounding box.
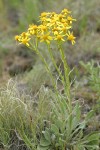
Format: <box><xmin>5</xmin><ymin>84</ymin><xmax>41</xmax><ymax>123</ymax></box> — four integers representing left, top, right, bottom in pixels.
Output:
<box><xmin>36</xmin><ymin>49</ymin><xmax>56</xmax><ymax>89</ymax></box>
<box><xmin>59</xmin><ymin>49</ymin><xmax>70</xmax><ymax>98</ymax></box>
<box><xmin>29</xmin><ymin>42</ymin><xmax>59</xmax><ymax>95</ymax></box>
<box><xmin>58</xmin><ymin>45</ymin><xmax>73</xmax><ymax>135</ymax></box>
<box><xmin>59</xmin><ymin>45</ymin><xmax>72</xmax><ymax>111</ymax></box>
<box><xmin>47</xmin><ymin>45</ymin><xmax>65</xmax><ymax>87</ymax></box>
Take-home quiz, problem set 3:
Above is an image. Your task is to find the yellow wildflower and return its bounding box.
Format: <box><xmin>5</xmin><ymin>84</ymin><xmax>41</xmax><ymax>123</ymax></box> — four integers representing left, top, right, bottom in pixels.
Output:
<box><xmin>57</xmin><ymin>25</ymin><xmax>71</xmax><ymax>34</ymax></box>
<box><xmin>38</xmin><ymin>25</ymin><xmax>48</xmax><ymax>33</ymax></box>
<box><xmin>61</xmin><ymin>9</ymin><xmax>71</xmax><ymax>15</ymax></box>
<box><xmin>66</xmin><ymin>31</ymin><xmax>76</xmax><ymax>45</ymax></box>
<box><xmin>15</xmin><ymin>35</ymin><xmax>20</xmax><ymax>41</ymax></box>
<box><xmin>49</xmin><ymin>18</ymin><xmax>58</xmax><ymax>27</ymax></box>
<box><xmin>54</xmin><ymin>34</ymin><xmax>65</xmax><ymax>42</ymax></box>
<box><xmin>21</xmin><ymin>32</ymin><xmax>30</xmax><ymax>38</ymax></box>
<box><xmin>28</xmin><ymin>24</ymin><xmax>38</xmax><ymax>30</ymax></box>
<box><xmin>50</xmin><ymin>12</ymin><xmax>56</xmax><ymax>17</ymax></box>
<box><xmin>40</xmin><ymin>17</ymin><xmax>47</xmax><ymax>22</ymax></box>
<box><xmin>62</xmin><ymin>27</ymin><xmax>67</xmax><ymax>33</ymax></box>
<box><xmin>58</xmin><ymin>14</ymin><xmax>64</xmax><ymax>21</ymax></box>
<box><xmin>40</xmin><ymin>33</ymin><xmax>53</xmax><ymax>44</ymax></box>
<box><xmin>67</xmin><ymin>16</ymin><xmax>76</xmax><ymax>24</ymax></box>
<box><xmin>15</xmin><ymin>9</ymin><xmax>76</xmax><ymax>46</ymax></box>
<box><xmin>28</xmin><ymin>24</ymin><xmax>38</xmax><ymax>35</ymax></box>
<box><xmin>52</xmin><ymin>27</ymin><xmax>59</xmax><ymax>32</ymax></box>
<box><xmin>40</xmin><ymin>12</ymin><xmax>48</xmax><ymax>18</ymax></box>
<box><xmin>63</xmin><ymin>22</ymin><xmax>70</xmax><ymax>27</ymax></box>
<box><xmin>21</xmin><ymin>37</ymin><xmax>30</xmax><ymax>47</ymax></box>
<box><xmin>60</xmin><ymin>18</ymin><xmax>67</xmax><ymax>24</ymax></box>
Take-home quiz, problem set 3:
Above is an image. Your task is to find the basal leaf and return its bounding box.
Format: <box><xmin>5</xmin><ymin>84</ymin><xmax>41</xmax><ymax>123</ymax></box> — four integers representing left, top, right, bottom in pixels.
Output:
<box><xmin>42</xmin><ymin>130</ymin><xmax>51</xmax><ymax>142</ymax></box>
<box><xmin>51</xmin><ymin>124</ymin><xmax>59</xmax><ymax>134</ymax></box>
<box><xmin>40</xmin><ymin>136</ymin><xmax>51</xmax><ymax>147</ymax></box>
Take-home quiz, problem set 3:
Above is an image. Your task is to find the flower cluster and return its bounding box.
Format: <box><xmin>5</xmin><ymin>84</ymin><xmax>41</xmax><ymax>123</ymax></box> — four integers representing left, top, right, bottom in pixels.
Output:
<box><xmin>15</xmin><ymin>9</ymin><xmax>76</xmax><ymax>47</ymax></box>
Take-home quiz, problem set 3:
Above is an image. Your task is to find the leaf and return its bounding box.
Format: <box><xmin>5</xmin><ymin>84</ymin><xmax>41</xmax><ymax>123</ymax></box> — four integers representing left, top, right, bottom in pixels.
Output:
<box><xmin>51</xmin><ymin>124</ymin><xmax>59</xmax><ymax>134</ymax></box>
<box><xmin>59</xmin><ymin>99</ymin><xmax>68</xmax><ymax>115</ymax></box>
<box><xmin>51</xmin><ymin>134</ymin><xmax>56</xmax><ymax>142</ymax></box>
<box><xmin>83</xmin><ymin>132</ymin><xmax>100</xmax><ymax>142</ymax></box>
<box><xmin>59</xmin><ymin>137</ymin><xmax>66</xmax><ymax>145</ymax></box>
<box><xmin>37</xmin><ymin>145</ymin><xmax>49</xmax><ymax>150</ymax></box>
<box><xmin>40</xmin><ymin>136</ymin><xmax>51</xmax><ymax>147</ymax></box>
<box><xmin>73</xmin><ymin>144</ymin><xmax>85</xmax><ymax>150</ymax></box>
<box><xmin>84</xmin><ymin>145</ymin><xmax>99</xmax><ymax>150</ymax></box>
<box><xmin>72</xmin><ymin>102</ymin><xmax>81</xmax><ymax>130</ymax></box>
<box><xmin>81</xmin><ymin>132</ymin><xmax>100</xmax><ymax>147</ymax></box>
<box><xmin>85</xmin><ymin>110</ymin><xmax>94</xmax><ymax>121</ymax></box>
<box><xmin>55</xmin><ymin>119</ymin><xmax>63</xmax><ymax>130</ymax></box>
<box><xmin>42</xmin><ymin>130</ymin><xmax>51</xmax><ymax>142</ymax></box>
<box><xmin>78</xmin><ymin>121</ymin><xmax>86</xmax><ymax>129</ymax></box>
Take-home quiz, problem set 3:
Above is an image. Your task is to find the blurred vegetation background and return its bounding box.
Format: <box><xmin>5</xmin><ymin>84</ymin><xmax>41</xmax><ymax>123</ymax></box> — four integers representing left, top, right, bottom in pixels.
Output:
<box><xmin>0</xmin><ymin>1</ymin><xmax>100</xmax><ymax>149</ymax></box>
<box><xmin>0</xmin><ymin>0</ymin><xmax>100</xmax><ymax>88</ymax></box>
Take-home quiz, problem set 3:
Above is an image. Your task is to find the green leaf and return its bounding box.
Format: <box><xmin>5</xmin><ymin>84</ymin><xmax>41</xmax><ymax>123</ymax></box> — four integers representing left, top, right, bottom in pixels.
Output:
<box><xmin>55</xmin><ymin>119</ymin><xmax>63</xmax><ymax>129</ymax></box>
<box><xmin>85</xmin><ymin>110</ymin><xmax>94</xmax><ymax>121</ymax></box>
<box><xmin>83</xmin><ymin>132</ymin><xmax>100</xmax><ymax>142</ymax></box>
<box><xmin>51</xmin><ymin>124</ymin><xmax>59</xmax><ymax>134</ymax></box>
<box><xmin>72</xmin><ymin>102</ymin><xmax>81</xmax><ymax>130</ymax></box>
<box><xmin>42</xmin><ymin>130</ymin><xmax>51</xmax><ymax>142</ymax></box>
<box><xmin>81</xmin><ymin>132</ymin><xmax>100</xmax><ymax>147</ymax></box>
<box><xmin>73</xmin><ymin>144</ymin><xmax>85</xmax><ymax>150</ymax></box>
<box><xmin>37</xmin><ymin>145</ymin><xmax>49</xmax><ymax>150</ymax></box>
<box><xmin>51</xmin><ymin>134</ymin><xmax>56</xmax><ymax>142</ymax></box>
<box><xmin>84</xmin><ymin>145</ymin><xmax>99</xmax><ymax>150</ymax></box>
<box><xmin>79</xmin><ymin>121</ymin><xmax>86</xmax><ymax>129</ymax></box>
<box><xmin>40</xmin><ymin>136</ymin><xmax>51</xmax><ymax>147</ymax></box>
<box><xmin>59</xmin><ymin>137</ymin><xmax>66</xmax><ymax>145</ymax></box>
<box><xmin>59</xmin><ymin>99</ymin><xmax>68</xmax><ymax>115</ymax></box>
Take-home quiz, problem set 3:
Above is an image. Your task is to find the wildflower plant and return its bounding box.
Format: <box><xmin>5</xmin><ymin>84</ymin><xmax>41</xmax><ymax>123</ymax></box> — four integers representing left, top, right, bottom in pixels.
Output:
<box><xmin>15</xmin><ymin>9</ymin><xmax>76</xmax><ymax>109</ymax></box>
<box><xmin>14</xmin><ymin>9</ymin><xmax>100</xmax><ymax>150</ymax></box>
